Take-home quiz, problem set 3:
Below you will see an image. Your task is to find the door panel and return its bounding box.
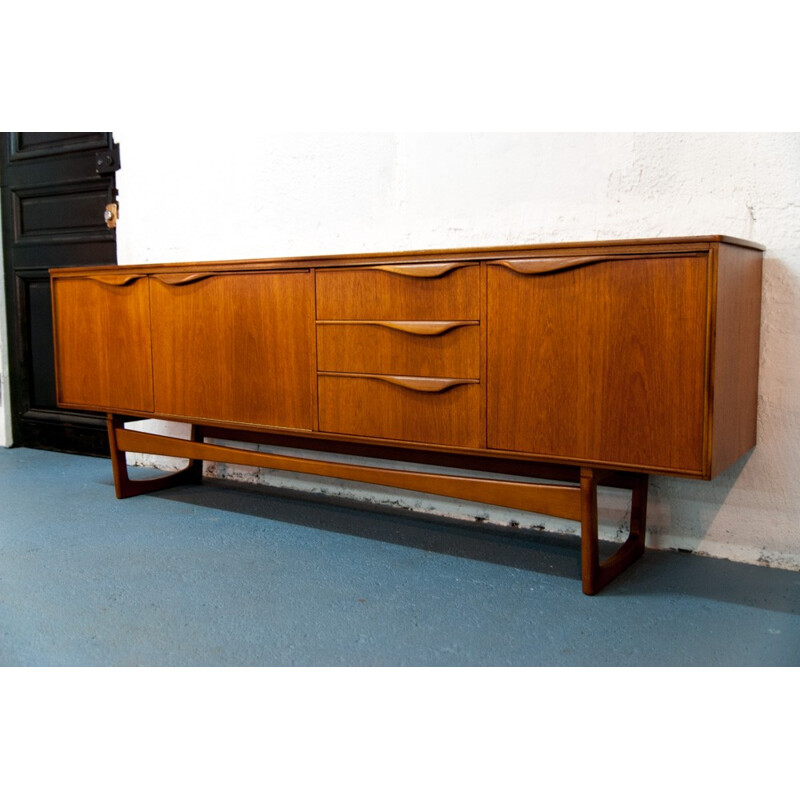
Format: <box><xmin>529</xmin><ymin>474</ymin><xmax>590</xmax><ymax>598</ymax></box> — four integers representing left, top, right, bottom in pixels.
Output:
<box><xmin>1</xmin><ymin>132</ymin><xmax>119</xmax><ymax>454</ymax></box>
<box><xmin>52</xmin><ymin>276</ymin><xmax>153</xmax><ymax>414</ymax></box>
<box><xmin>150</xmin><ymin>271</ymin><xmax>315</xmax><ymax>430</ymax></box>
<box><xmin>13</xmin><ymin>181</ymin><xmax>112</xmax><ymax>243</ymax></box>
<box><xmin>27</xmin><ymin>276</ymin><xmax>59</xmax><ymax>408</ymax></box>
<box><xmin>487</xmin><ymin>256</ymin><xmax>709</xmax><ymax>473</ymax></box>
<box><xmin>12</xmin><ymin>133</ymin><xmax>110</xmax><ymax>158</ymax></box>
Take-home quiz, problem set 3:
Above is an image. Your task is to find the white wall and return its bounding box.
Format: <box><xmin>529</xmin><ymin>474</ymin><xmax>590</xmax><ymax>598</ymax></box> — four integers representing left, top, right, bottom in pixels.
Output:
<box><xmin>113</xmin><ymin>132</ymin><xmax>800</xmax><ymax>570</ymax></box>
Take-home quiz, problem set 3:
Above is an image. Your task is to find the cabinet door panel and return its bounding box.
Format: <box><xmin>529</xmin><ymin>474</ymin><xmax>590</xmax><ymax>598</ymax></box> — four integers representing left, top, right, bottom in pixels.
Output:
<box><xmin>151</xmin><ymin>271</ymin><xmax>314</xmax><ymax>430</ymax></box>
<box><xmin>487</xmin><ymin>256</ymin><xmax>708</xmax><ymax>473</ymax></box>
<box><xmin>52</xmin><ymin>276</ymin><xmax>153</xmax><ymax>413</ymax></box>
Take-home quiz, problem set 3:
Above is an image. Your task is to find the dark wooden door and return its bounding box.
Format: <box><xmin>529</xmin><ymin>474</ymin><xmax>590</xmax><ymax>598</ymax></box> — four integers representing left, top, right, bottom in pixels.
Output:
<box><xmin>1</xmin><ymin>132</ymin><xmax>120</xmax><ymax>454</ymax></box>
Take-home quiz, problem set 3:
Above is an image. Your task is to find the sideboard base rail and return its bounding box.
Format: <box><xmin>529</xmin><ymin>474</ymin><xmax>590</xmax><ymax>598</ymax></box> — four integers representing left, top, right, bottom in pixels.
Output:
<box><xmin>107</xmin><ymin>414</ymin><xmax>648</xmax><ymax>595</ymax></box>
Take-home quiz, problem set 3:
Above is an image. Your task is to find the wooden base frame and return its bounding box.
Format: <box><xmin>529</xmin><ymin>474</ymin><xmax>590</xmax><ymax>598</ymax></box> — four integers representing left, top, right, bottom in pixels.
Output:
<box><xmin>106</xmin><ymin>414</ymin><xmax>648</xmax><ymax>595</ymax></box>
<box><xmin>580</xmin><ymin>467</ymin><xmax>648</xmax><ymax>595</ymax></box>
<box><xmin>107</xmin><ymin>415</ymin><xmax>204</xmax><ymax>499</ymax></box>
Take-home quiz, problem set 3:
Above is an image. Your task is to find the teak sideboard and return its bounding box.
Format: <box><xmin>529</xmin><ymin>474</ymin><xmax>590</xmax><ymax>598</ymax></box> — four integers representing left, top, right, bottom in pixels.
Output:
<box><xmin>50</xmin><ymin>236</ymin><xmax>764</xmax><ymax>594</ymax></box>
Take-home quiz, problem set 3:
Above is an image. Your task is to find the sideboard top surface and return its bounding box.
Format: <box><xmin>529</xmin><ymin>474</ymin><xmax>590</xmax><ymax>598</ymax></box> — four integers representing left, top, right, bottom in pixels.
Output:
<box><xmin>49</xmin><ymin>235</ymin><xmax>765</xmax><ymax>277</ymax></box>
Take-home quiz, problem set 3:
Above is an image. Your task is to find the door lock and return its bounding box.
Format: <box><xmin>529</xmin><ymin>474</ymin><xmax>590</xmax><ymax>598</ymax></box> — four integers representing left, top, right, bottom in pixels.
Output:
<box><xmin>104</xmin><ymin>203</ymin><xmax>118</xmax><ymax>229</ymax></box>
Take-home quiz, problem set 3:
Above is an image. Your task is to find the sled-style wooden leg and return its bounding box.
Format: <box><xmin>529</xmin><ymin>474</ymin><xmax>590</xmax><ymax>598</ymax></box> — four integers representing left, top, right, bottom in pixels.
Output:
<box><xmin>107</xmin><ymin>414</ymin><xmax>204</xmax><ymax>499</ymax></box>
<box><xmin>105</xmin><ymin>417</ymin><xmax>648</xmax><ymax>593</ymax></box>
<box><xmin>581</xmin><ymin>467</ymin><xmax>648</xmax><ymax>595</ymax></box>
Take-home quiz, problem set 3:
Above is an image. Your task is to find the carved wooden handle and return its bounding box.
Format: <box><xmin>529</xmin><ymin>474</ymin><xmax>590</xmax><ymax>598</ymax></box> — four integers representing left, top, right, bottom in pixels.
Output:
<box><xmin>84</xmin><ymin>274</ymin><xmax>145</xmax><ymax>286</ymax></box>
<box><xmin>151</xmin><ymin>273</ymin><xmax>216</xmax><ymax>286</ymax></box>
<box><xmin>322</xmin><ymin>372</ymin><xmax>478</xmax><ymax>393</ymax></box>
<box><xmin>370</xmin><ymin>262</ymin><xmax>471</xmax><ymax>278</ymax></box>
<box><xmin>317</xmin><ymin>320</ymin><xmax>478</xmax><ymax>336</ymax></box>
<box><xmin>487</xmin><ymin>253</ymin><xmax>703</xmax><ymax>275</ymax></box>
<box><xmin>486</xmin><ymin>256</ymin><xmax>624</xmax><ymax>275</ymax></box>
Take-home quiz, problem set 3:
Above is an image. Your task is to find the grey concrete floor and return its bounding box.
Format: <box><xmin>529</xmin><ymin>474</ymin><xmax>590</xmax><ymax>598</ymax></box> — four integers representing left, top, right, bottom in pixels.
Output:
<box><xmin>1</xmin><ymin>446</ymin><xmax>798</xmax><ymax>666</ymax></box>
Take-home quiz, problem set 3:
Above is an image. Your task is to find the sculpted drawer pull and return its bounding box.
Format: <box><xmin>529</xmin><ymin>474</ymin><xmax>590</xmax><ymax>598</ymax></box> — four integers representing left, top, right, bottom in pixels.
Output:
<box><xmin>487</xmin><ymin>252</ymin><xmax>704</xmax><ymax>275</ymax></box>
<box><xmin>487</xmin><ymin>256</ymin><xmax>629</xmax><ymax>275</ymax></box>
<box><xmin>84</xmin><ymin>274</ymin><xmax>145</xmax><ymax>286</ymax></box>
<box><xmin>369</xmin><ymin>262</ymin><xmax>472</xmax><ymax>278</ymax></box>
<box><xmin>321</xmin><ymin>372</ymin><xmax>478</xmax><ymax>393</ymax></box>
<box><xmin>152</xmin><ymin>273</ymin><xmax>216</xmax><ymax>286</ymax></box>
<box><xmin>317</xmin><ymin>320</ymin><xmax>478</xmax><ymax>336</ymax></box>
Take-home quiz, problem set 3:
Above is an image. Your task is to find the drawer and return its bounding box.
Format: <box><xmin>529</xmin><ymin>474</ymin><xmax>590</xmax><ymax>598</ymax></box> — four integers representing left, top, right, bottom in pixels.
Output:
<box><xmin>316</xmin><ymin>263</ymin><xmax>480</xmax><ymax>320</ymax></box>
<box><xmin>318</xmin><ymin>373</ymin><xmax>482</xmax><ymax>448</ymax></box>
<box><xmin>316</xmin><ymin>320</ymin><xmax>480</xmax><ymax>377</ymax></box>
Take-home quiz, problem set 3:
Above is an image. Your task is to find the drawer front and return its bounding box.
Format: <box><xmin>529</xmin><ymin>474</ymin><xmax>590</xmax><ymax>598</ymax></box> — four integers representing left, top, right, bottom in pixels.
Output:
<box><xmin>316</xmin><ymin>321</ymin><xmax>480</xmax><ymax>377</ymax></box>
<box><xmin>316</xmin><ymin>263</ymin><xmax>480</xmax><ymax>320</ymax></box>
<box><xmin>318</xmin><ymin>374</ymin><xmax>482</xmax><ymax>448</ymax></box>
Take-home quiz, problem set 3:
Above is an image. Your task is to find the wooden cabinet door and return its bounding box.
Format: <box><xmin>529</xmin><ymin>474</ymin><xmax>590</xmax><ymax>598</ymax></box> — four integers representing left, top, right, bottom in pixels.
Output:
<box><xmin>150</xmin><ymin>271</ymin><xmax>314</xmax><ymax>430</ymax></box>
<box><xmin>487</xmin><ymin>255</ymin><xmax>709</xmax><ymax>475</ymax></box>
<box><xmin>52</xmin><ymin>274</ymin><xmax>153</xmax><ymax>414</ymax></box>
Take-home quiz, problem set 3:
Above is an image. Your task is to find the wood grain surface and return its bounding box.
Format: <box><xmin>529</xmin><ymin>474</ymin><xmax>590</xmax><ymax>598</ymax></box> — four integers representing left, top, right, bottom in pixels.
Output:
<box><xmin>315</xmin><ymin>264</ymin><xmax>480</xmax><ymax>320</ymax></box>
<box><xmin>318</xmin><ymin>374</ymin><xmax>482</xmax><ymax>447</ymax></box>
<box><xmin>150</xmin><ymin>271</ymin><xmax>314</xmax><ymax>430</ymax></box>
<box><xmin>487</xmin><ymin>255</ymin><xmax>709</xmax><ymax>473</ymax></box>
<box><xmin>52</xmin><ymin>276</ymin><xmax>153</xmax><ymax>413</ymax></box>
<box><xmin>316</xmin><ymin>320</ymin><xmax>480</xmax><ymax>377</ymax></box>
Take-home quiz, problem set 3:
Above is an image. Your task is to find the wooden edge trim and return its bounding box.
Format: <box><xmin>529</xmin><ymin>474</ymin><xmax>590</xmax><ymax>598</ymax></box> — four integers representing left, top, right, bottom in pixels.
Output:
<box><xmin>48</xmin><ymin>239</ymin><xmax>759</xmax><ymax>278</ymax></box>
<box><xmin>703</xmin><ymin>246</ymin><xmax>718</xmax><ymax>479</ymax></box>
<box><xmin>114</xmin><ymin>428</ymin><xmax>583</xmax><ymax>520</ymax></box>
<box><xmin>318</xmin><ymin>372</ymin><xmax>479</xmax><ymax>393</ymax></box>
<box><xmin>315</xmin><ymin>320</ymin><xmax>479</xmax><ymax>335</ymax></box>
